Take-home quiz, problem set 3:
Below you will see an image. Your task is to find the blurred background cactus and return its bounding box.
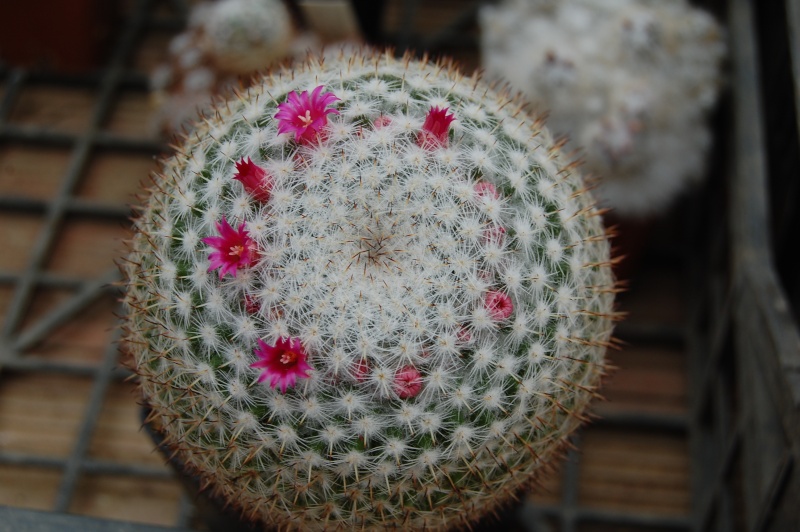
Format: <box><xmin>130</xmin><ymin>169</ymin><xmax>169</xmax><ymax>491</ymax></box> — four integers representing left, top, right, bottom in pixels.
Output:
<box><xmin>149</xmin><ymin>0</ymin><xmax>368</xmax><ymax>135</ymax></box>
<box><xmin>122</xmin><ymin>48</ymin><xmax>617</xmax><ymax>530</ymax></box>
<box><xmin>480</xmin><ymin>0</ymin><xmax>726</xmax><ymax>218</ymax></box>
<box><xmin>149</xmin><ymin>0</ymin><xmax>299</xmax><ymax>133</ymax></box>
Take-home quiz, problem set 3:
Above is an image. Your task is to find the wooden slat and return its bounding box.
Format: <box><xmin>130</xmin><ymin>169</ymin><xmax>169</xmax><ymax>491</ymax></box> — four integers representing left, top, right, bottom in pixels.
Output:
<box><xmin>22</xmin><ymin>294</ymin><xmax>119</xmax><ymax>365</ymax></box>
<box><xmin>0</xmin><ymin>145</ymin><xmax>72</xmax><ymax>201</ymax></box>
<box><xmin>0</xmin><ymin>212</ymin><xmax>45</xmax><ymax>273</ymax></box>
<box><xmin>104</xmin><ymin>91</ymin><xmax>159</xmax><ymax>139</ymax></box>
<box><xmin>598</xmin><ymin>347</ymin><xmax>688</xmax><ymax>417</ymax></box>
<box><xmin>618</xmin><ymin>268</ymin><xmax>687</xmax><ymax>328</ymax></box>
<box><xmin>578</xmin><ymin>427</ymin><xmax>690</xmax><ymax>516</ymax></box>
<box><xmin>78</xmin><ymin>151</ymin><xmax>157</xmax><ymax>205</ymax></box>
<box><xmin>8</xmin><ymin>86</ymin><xmax>96</xmax><ymax>134</ymax></box>
<box><xmin>0</xmin><ymin>465</ymin><xmax>62</xmax><ymax>511</ymax></box>
<box><xmin>0</xmin><ymin>373</ymin><xmax>93</xmax><ymax>458</ymax></box>
<box><xmin>87</xmin><ymin>381</ymin><xmax>171</xmax><ymax>468</ymax></box>
<box><xmin>46</xmin><ymin>217</ymin><xmax>129</xmax><ymax>278</ymax></box>
<box><xmin>68</xmin><ymin>474</ymin><xmax>183</xmax><ymax>527</ymax></box>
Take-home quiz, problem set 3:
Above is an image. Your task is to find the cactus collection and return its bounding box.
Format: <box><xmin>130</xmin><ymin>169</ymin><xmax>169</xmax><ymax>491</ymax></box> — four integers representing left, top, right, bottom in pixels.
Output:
<box><xmin>122</xmin><ymin>49</ymin><xmax>617</xmax><ymax>530</ymax></box>
<box><xmin>480</xmin><ymin>0</ymin><xmax>726</xmax><ymax>216</ymax></box>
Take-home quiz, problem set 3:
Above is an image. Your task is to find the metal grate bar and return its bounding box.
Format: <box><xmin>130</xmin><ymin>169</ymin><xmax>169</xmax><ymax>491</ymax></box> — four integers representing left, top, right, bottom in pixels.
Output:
<box><xmin>0</xmin><ymin>70</ymin><xmax>26</xmax><ymax>122</ymax></box>
<box><xmin>0</xmin><ymin>0</ymin><xmax>152</xmax><ymax>341</ymax></box>
<box><xmin>53</xmin><ymin>327</ymin><xmax>122</xmax><ymax>512</ymax></box>
<box><xmin>12</xmin><ymin>269</ymin><xmax>120</xmax><ymax>353</ymax></box>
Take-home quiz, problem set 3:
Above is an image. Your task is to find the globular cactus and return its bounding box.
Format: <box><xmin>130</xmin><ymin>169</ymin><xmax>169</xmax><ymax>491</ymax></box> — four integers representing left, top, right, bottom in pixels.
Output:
<box><xmin>150</xmin><ymin>0</ymin><xmax>298</xmax><ymax>133</ymax></box>
<box><xmin>123</xmin><ymin>48</ymin><xmax>617</xmax><ymax>530</ymax></box>
<box><xmin>480</xmin><ymin>0</ymin><xmax>726</xmax><ymax>217</ymax></box>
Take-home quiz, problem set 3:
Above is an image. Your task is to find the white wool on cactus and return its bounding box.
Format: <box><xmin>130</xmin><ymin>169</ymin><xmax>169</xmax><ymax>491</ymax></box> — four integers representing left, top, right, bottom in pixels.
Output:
<box><xmin>123</xmin><ymin>49</ymin><xmax>617</xmax><ymax>530</ymax></box>
<box><xmin>480</xmin><ymin>0</ymin><xmax>726</xmax><ymax>217</ymax></box>
<box><xmin>191</xmin><ymin>0</ymin><xmax>293</xmax><ymax>73</ymax></box>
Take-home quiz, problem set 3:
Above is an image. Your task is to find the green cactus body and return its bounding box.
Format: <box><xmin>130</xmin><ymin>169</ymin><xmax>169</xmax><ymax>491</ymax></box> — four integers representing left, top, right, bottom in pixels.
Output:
<box><xmin>122</xmin><ymin>49</ymin><xmax>616</xmax><ymax>530</ymax></box>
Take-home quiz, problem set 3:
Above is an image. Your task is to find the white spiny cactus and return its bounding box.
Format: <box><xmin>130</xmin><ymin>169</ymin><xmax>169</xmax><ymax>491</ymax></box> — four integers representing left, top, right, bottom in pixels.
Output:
<box><xmin>150</xmin><ymin>0</ymin><xmax>297</xmax><ymax>133</ymax></box>
<box><xmin>480</xmin><ymin>0</ymin><xmax>726</xmax><ymax>217</ymax></box>
<box><xmin>192</xmin><ymin>0</ymin><xmax>293</xmax><ymax>73</ymax></box>
<box><xmin>123</xmin><ymin>49</ymin><xmax>617</xmax><ymax>530</ymax></box>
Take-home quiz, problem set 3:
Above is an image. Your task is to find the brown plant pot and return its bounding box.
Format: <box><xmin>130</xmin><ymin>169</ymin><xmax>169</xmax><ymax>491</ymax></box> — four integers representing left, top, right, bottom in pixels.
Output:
<box><xmin>0</xmin><ymin>0</ymin><xmax>116</xmax><ymax>73</ymax></box>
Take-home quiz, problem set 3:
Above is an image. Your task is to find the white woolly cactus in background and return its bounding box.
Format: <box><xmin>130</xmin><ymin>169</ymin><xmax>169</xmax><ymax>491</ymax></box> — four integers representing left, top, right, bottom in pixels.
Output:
<box><xmin>123</xmin><ymin>48</ymin><xmax>617</xmax><ymax>530</ymax></box>
<box><xmin>150</xmin><ymin>0</ymin><xmax>302</xmax><ymax>133</ymax></box>
<box><xmin>480</xmin><ymin>0</ymin><xmax>726</xmax><ymax>217</ymax></box>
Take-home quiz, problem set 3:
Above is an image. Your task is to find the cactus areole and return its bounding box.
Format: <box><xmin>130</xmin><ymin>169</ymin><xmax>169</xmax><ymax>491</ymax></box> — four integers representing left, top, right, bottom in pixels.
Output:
<box><xmin>121</xmin><ymin>49</ymin><xmax>616</xmax><ymax>530</ymax></box>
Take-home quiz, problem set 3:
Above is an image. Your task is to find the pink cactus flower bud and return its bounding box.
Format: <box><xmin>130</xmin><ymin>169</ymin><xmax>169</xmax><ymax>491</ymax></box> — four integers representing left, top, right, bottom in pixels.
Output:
<box><xmin>417</xmin><ymin>106</ymin><xmax>456</xmax><ymax>148</ymax></box>
<box><xmin>393</xmin><ymin>365</ymin><xmax>423</xmax><ymax>399</ymax></box>
<box><xmin>484</xmin><ymin>290</ymin><xmax>514</xmax><ymax>320</ymax></box>
<box><xmin>233</xmin><ymin>157</ymin><xmax>273</xmax><ymax>202</ymax></box>
<box><xmin>474</xmin><ymin>181</ymin><xmax>500</xmax><ymax>199</ymax></box>
<box><xmin>353</xmin><ymin>358</ymin><xmax>371</xmax><ymax>382</ymax></box>
<box><xmin>373</xmin><ymin>115</ymin><xmax>392</xmax><ymax>129</ymax></box>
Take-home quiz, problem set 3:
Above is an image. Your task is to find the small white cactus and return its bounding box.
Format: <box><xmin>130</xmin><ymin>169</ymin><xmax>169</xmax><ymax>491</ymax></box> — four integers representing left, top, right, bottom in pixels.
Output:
<box><xmin>150</xmin><ymin>0</ymin><xmax>296</xmax><ymax>133</ymax></box>
<box><xmin>480</xmin><ymin>0</ymin><xmax>726</xmax><ymax>217</ymax></box>
<box><xmin>123</xmin><ymin>48</ymin><xmax>617</xmax><ymax>530</ymax></box>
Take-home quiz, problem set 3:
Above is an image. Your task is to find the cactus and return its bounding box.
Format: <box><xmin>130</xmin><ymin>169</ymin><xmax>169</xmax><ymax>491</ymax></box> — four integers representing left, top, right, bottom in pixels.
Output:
<box><xmin>150</xmin><ymin>0</ymin><xmax>297</xmax><ymax>133</ymax></box>
<box><xmin>123</xmin><ymin>48</ymin><xmax>617</xmax><ymax>530</ymax></box>
<box><xmin>480</xmin><ymin>0</ymin><xmax>726</xmax><ymax>217</ymax></box>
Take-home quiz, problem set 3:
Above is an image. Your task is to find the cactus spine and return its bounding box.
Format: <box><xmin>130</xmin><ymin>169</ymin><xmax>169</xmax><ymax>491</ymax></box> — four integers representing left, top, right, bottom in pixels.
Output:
<box><xmin>122</xmin><ymin>49</ymin><xmax>617</xmax><ymax>530</ymax></box>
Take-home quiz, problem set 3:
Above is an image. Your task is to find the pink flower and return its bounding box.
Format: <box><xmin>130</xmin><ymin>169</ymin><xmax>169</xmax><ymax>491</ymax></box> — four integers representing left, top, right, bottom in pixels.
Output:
<box><xmin>251</xmin><ymin>337</ymin><xmax>313</xmax><ymax>393</ymax></box>
<box><xmin>474</xmin><ymin>182</ymin><xmax>500</xmax><ymax>199</ymax></box>
<box><xmin>393</xmin><ymin>365</ymin><xmax>423</xmax><ymax>399</ymax></box>
<box><xmin>483</xmin><ymin>225</ymin><xmax>506</xmax><ymax>244</ymax></box>
<box><xmin>233</xmin><ymin>157</ymin><xmax>273</xmax><ymax>202</ymax></box>
<box><xmin>484</xmin><ymin>291</ymin><xmax>514</xmax><ymax>320</ymax></box>
<box><xmin>373</xmin><ymin>115</ymin><xmax>392</xmax><ymax>129</ymax></box>
<box><xmin>456</xmin><ymin>326</ymin><xmax>473</xmax><ymax>344</ymax></box>
<box><xmin>418</xmin><ymin>106</ymin><xmax>456</xmax><ymax>148</ymax></box>
<box><xmin>275</xmin><ymin>85</ymin><xmax>339</xmax><ymax>144</ymax></box>
<box><xmin>202</xmin><ymin>217</ymin><xmax>258</xmax><ymax>278</ymax></box>
<box><xmin>353</xmin><ymin>358</ymin><xmax>370</xmax><ymax>382</ymax></box>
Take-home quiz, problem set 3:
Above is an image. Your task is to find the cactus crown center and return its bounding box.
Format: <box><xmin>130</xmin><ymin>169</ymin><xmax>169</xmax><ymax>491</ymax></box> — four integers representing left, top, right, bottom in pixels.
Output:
<box><xmin>354</xmin><ymin>215</ymin><xmax>404</xmax><ymax>272</ymax></box>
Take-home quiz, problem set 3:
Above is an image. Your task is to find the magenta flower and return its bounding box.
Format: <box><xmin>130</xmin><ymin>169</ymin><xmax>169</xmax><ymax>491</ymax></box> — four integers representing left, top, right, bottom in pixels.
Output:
<box><xmin>233</xmin><ymin>157</ymin><xmax>273</xmax><ymax>202</ymax></box>
<box><xmin>275</xmin><ymin>85</ymin><xmax>339</xmax><ymax>144</ymax></box>
<box><xmin>393</xmin><ymin>365</ymin><xmax>423</xmax><ymax>399</ymax></box>
<box><xmin>251</xmin><ymin>337</ymin><xmax>313</xmax><ymax>393</ymax></box>
<box><xmin>202</xmin><ymin>217</ymin><xmax>258</xmax><ymax>278</ymax></box>
<box><xmin>484</xmin><ymin>290</ymin><xmax>514</xmax><ymax>320</ymax></box>
<box><xmin>418</xmin><ymin>106</ymin><xmax>456</xmax><ymax>148</ymax></box>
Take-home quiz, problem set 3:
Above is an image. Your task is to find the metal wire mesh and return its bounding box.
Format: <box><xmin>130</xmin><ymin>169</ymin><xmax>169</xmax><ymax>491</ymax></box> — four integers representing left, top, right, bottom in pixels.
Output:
<box><xmin>1</xmin><ymin>0</ymin><xmax>795</xmax><ymax>530</ymax></box>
